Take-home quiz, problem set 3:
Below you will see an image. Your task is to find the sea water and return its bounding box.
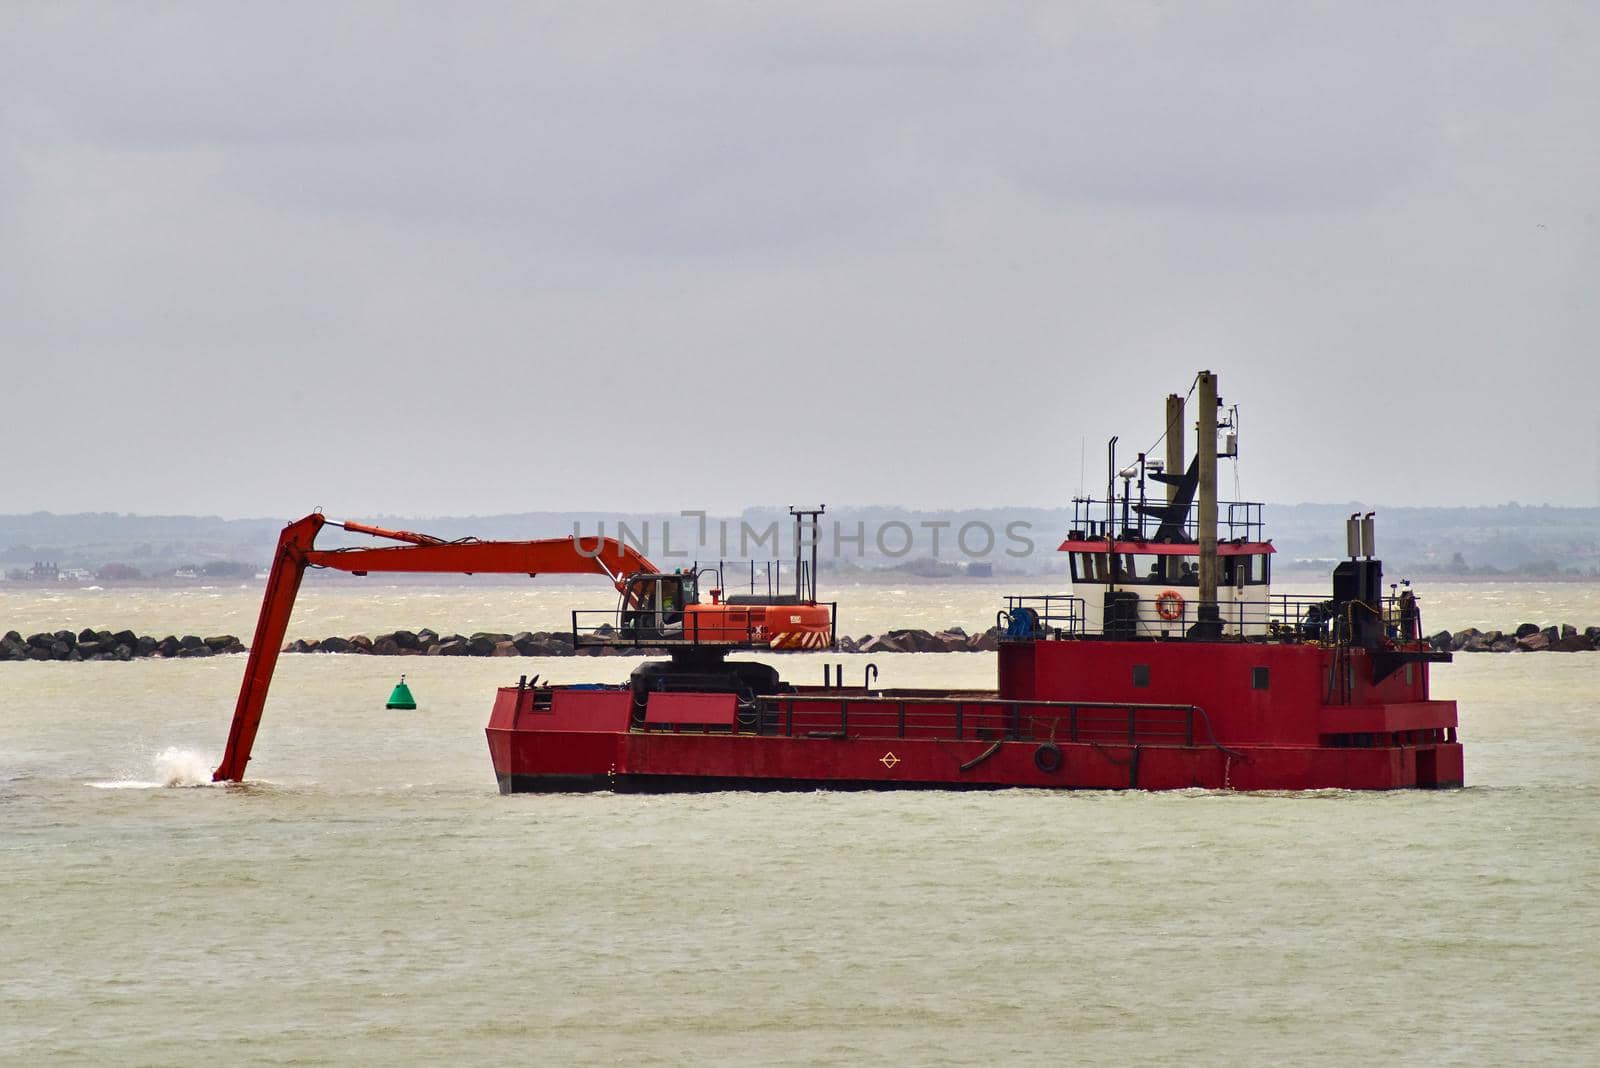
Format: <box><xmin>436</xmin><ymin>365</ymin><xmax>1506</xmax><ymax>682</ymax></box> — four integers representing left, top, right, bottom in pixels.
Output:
<box><xmin>2</xmin><ymin>580</ymin><xmax>1597</xmax><ymax>1064</ymax></box>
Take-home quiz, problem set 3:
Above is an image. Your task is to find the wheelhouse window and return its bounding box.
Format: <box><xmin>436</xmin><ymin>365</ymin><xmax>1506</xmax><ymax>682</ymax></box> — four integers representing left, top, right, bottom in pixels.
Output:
<box><xmin>1070</xmin><ymin>548</ymin><xmax>1270</xmax><ymax>586</ymax></box>
<box><xmin>1223</xmin><ymin>554</ymin><xmax>1271</xmax><ymax>586</ymax></box>
<box><xmin>1073</xmin><ymin>551</ymin><xmax>1198</xmax><ymax>585</ymax></box>
<box><xmin>1130</xmin><ymin>555</ymin><xmax>1164</xmax><ymax>582</ymax></box>
<box><xmin>1071</xmin><ymin>552</ymin><xmax>1112</xmax><ymax>582</ymax></box>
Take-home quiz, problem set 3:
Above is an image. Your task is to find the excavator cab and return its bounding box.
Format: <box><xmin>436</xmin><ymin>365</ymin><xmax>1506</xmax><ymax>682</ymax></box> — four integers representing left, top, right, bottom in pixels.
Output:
<box><xmin>619</xmin><ymin>571</ymin><xmax>698</xmax><ymax>640</ymax></box>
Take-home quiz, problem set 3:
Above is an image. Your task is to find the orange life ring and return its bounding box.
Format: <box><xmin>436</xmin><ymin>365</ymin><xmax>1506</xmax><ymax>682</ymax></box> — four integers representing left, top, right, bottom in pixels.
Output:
<box><xmin>1154</xmin><ymin>589</ymin><xmax>1185</xmax><ymax>621</ymax></box>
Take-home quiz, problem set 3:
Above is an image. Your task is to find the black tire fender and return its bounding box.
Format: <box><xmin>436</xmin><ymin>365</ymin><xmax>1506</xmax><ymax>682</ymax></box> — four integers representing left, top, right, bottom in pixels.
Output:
<box><xmin>1034</xmin><ymin>742</ymin><xmax>1064</xmax><ymax>774</ymax></box>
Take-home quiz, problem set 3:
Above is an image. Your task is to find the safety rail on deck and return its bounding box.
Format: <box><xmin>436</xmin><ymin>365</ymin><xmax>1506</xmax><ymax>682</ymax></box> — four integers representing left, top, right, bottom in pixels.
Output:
<box><xmin>1070</xmin><ymin>497</ymin><xmax>1265</xmax><ymax>543</ymax></box>
<box><xmin>571</xmin><ymin>603</ymin><xmax>838</xmax><ymax>649</ymax></box>
<box><xmin>998</xmin><ymin>590</ymin><xmax>1425</xmax><ymax>644</ymax></box>
<box><xmin>735</xmin><ymin>693</ymin><xmax>1229</xmax><ymax>751</ymax></box>
<box><xmin>999</xmin><ymin>595</ymin><xmax>1087</xmax><ymax>638</ymax></box>
<box><xmin>695</xmin><ymin>557</ymin><xmax>810</xmax><ymax>603</ymax></box>
<box><xmin>1190</xmin><ymin>593</ymin><xmax>1422</xmax><ymax>642</ymax></box>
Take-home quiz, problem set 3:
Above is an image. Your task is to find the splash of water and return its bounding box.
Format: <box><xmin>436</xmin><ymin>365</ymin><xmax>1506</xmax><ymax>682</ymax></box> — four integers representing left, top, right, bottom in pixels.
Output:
<box><xmin>86</xmin><ymin>748</ymin><xmax>225</xmax><ymax>789</ymax></box>
<box><xmin>154</xmin><ymin>747</ymin><xmax>215</xmax><ymax>787</ymax></box>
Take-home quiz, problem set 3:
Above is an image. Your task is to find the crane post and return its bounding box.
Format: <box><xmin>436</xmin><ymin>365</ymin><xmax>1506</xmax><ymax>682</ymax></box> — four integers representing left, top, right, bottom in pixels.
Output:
<box><xmin>212</xmin><ymin>512</ymin><xmax>325</xmax><ymax>782</ymax></box>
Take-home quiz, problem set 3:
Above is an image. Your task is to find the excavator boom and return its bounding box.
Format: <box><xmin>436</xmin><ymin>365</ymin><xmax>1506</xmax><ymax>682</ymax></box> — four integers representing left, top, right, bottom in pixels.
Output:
<box><xmin>212</xmin><ymin>513</ymin><xmax>655</xmax><ymax>782</ymax></box>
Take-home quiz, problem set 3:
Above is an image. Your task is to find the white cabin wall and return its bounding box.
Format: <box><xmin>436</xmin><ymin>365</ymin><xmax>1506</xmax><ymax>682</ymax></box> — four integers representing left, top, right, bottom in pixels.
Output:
<box><xmin>1067</xmin><ymin>555</ymin><xmax>1273</xmax><ymax>637</ymax></box>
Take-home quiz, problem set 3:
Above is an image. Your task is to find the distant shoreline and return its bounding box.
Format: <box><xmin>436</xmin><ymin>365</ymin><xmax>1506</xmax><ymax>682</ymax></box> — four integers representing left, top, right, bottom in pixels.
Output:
<box><xmin>5</xmin><ymin>503</ymin><xmax>1599</xmax><ymax>582</ymax></box>
<box><xmin>3</xmin><ymin>569</ymin><xmax>1600</xmax><ymax>591</ymax></box>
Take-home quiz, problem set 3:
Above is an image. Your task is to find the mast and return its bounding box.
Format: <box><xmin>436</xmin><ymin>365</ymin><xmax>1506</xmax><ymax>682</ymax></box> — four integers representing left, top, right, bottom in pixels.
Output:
<box><xmin>1164</xmin><ymin>392</ymin><xmax>1185</xmax><ymax>581</ymax></box>
<box><xmin>1192</xmin><ymin>370</ymin><xmax>1222</xmax><ymax>638</ymax></box>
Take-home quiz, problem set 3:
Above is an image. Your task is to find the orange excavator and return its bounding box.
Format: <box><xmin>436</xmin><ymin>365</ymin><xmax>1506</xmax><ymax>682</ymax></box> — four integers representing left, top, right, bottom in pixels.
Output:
<box><xmin>213</xmin><ymin>510</ymin><xmax>835</xmax><ymax>782</ymax></box>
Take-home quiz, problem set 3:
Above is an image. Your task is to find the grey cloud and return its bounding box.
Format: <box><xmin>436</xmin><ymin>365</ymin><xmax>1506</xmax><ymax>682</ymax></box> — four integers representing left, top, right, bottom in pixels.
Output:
<box><xmin>1</xmin><ymin>3</ymin><xmax>1597</xmax><ymax>516</ymax></box>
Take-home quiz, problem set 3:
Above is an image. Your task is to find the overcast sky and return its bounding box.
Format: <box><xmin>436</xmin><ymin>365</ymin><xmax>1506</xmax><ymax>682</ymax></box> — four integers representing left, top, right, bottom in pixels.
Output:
<box><xmin>3</xmin><ymin>3</ymin><xmax>1597</xmax><ymax>518</ymax></box>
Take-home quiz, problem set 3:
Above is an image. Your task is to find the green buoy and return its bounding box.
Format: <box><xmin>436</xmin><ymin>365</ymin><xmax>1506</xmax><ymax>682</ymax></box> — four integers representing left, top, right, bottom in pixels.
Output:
<box><xmin>386</xmin><ymin>674</ymin><xmax>417</xmax><ymax>710</ymax></box>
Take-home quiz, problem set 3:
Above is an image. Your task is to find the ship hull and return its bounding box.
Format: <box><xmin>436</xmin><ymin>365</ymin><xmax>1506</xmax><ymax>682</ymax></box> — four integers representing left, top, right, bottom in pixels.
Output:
<box><xmin>486</xmin><ymin>681</ymin><xmax>1463</xmax><ymax>794</ymax></box>
<box><xmin>492</xmin><ymin>745</ymin><xmax>1464</xmax><ymax>794</ymax></box>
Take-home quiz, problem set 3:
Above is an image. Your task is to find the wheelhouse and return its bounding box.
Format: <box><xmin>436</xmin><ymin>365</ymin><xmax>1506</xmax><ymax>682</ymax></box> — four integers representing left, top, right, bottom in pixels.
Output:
<box><xmin>1060</xmin><ymin>535</ymin><xmax>1276</xmax><ymax>637</ymax></box>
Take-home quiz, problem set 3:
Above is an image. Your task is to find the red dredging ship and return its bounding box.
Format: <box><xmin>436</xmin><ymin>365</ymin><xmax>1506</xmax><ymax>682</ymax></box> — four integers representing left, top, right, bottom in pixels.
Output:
<box><xmin>215</xmin><ymin>371</ymin><xmax>1462</xmax><ymax>792</ymax></box>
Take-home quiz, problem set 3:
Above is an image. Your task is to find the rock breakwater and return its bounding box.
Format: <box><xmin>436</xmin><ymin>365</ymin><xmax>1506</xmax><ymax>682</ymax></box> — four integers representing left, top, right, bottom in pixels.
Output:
<box><xmin>7</xmin><ymin>622</ymin><xmax>1600</xmax><ymax>661</ymax></box>
<box><xmin>286</xmin><ymin>629</ymin><xmax>592</xmax><ymax>657</ymax></box>
<box><xmin>1428</xmin><ymin>624</ymin><xmax>1600</xmax><ymax>653</ymax></box>
<box><xmin>281</xmin><ymin>625</ymin><xmax>1007</xmax><ymax>657</ymax></box>
<box><xmin>0</xmin><ymin>628</ymin><xmax>245</xmax><ymax>661</ymax></box>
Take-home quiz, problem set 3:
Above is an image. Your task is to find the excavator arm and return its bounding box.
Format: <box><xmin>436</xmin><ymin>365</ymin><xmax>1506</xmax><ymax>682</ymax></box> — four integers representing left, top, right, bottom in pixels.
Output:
<box><xmin>212</xmin><ymin>512</ymin><xmax>655</xmax><ymax>782</ymax></box>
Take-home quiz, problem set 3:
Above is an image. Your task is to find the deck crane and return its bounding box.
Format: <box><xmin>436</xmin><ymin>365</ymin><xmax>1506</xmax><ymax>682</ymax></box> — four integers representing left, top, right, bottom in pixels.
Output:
<box><xmin>212</xmin><ymin>511</ymin><xmax>834</xmax><ymax>782</ymax></box>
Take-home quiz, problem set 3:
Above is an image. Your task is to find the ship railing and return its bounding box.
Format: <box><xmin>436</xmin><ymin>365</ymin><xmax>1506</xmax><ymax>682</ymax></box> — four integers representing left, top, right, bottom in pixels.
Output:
<box><xmin>1046</xmin><ymin>591</ymin><xmax>1426</xmax><ymax>643</ymax></box>
<box><xmin>571</xmin><ymin>603</ymin><xmax>838</xmax><ymax>650</ymax></box>
<box><xmin>1265</xmin><ymin>595</ymin><xmax>1340</xmax><ymax>639</ymax></box>
<box><xmin>998</xmin><ymin>594</ymin><xmax>1086</xmax><ymax>638</ymax></box>
<box><xmin>693</xmin><ymin>557</ymin><xmax>810</xmax><ymax>603</ymax></box>
<box><xmin>742</xmin><ymin>693</ymin><xmax>1232</xmax><ymax>752</ymax></box>
<box><xmin>1263</xmin><ymin>594</ymin><xmax>1424</xmax><ymax>643</ymax></box>
<box><xmin>1069</xmin><ymin>497</ymin><xmax>1265</xmax><ymax>543</ymax></box>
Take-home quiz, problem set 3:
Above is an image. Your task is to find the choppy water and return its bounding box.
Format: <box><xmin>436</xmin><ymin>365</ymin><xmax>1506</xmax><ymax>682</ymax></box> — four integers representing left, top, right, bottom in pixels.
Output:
<box><xmin>3</xmin><ymin>580</ymin><xmax>1598</xmax><ymax>1064</ymax></box>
